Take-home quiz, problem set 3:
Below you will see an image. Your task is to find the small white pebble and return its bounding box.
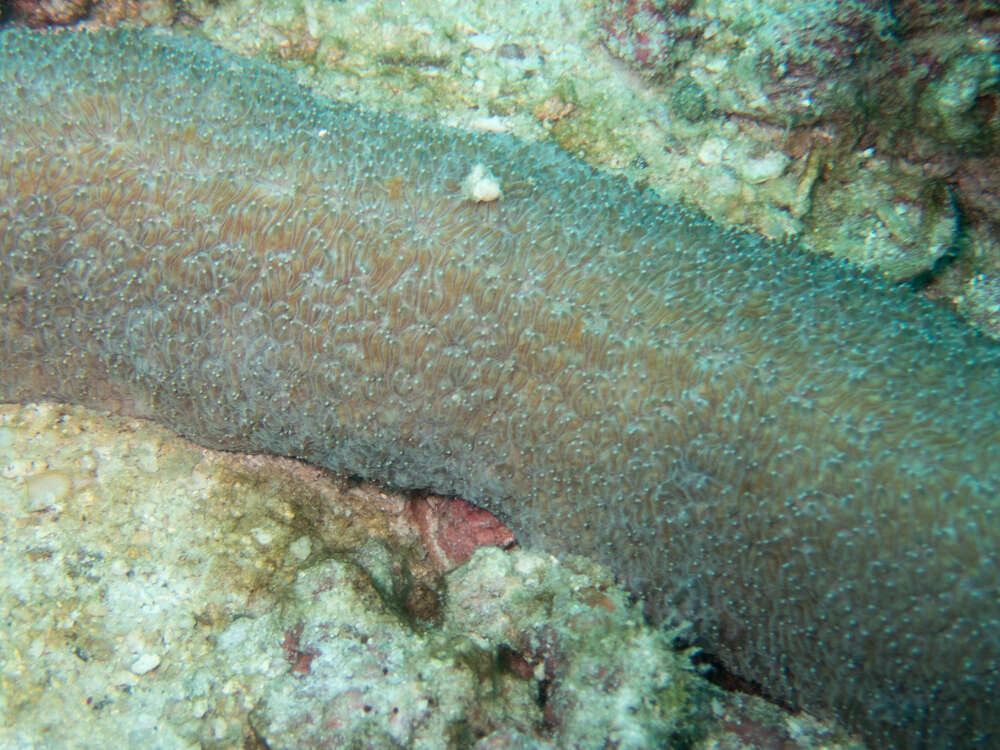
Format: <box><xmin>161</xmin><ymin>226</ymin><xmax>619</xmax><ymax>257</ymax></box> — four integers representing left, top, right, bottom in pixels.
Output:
<box><xmin>468</xmin><ymin>115</ymin><xmax>511</xmax><ymax>133</ymax></box>
<box><xmin>697</xmin><ymin>137</ymin><xmax>728</xmax><ymax>166</ymax></box>
<box><xmin>289</xmin><ymin>535</ymin><xmax>312</xmax><ymax>561</ymax></box>
<box><xmin>711</xmin><ymin>698</ymin><xmax>725</xmax><ymax>717</ymax></box>
<box><xmin>468</xmin><ymin>33</ymin><xmax>495</xmax><ymax>52</ymax></box>
<box><xmin>462</xmin><ymin>163</ymin><xmax>502</xmax><ymax>203</ymax></box>
<box><xmin>514</xmin><ymin>553</ymin><xmax>550</xmax><ymax>576</ymax></box>
<box><xmin>25</xmin><ymin>470</ymin><xmax>72</xmax><ymax>510</ymax></box>
<box><xmin>175</xmin><ymin>613</ymin><xmax>196</xmax><ymax>630</ymax></box>
<box><xmin>704</xmin><ymin>56</ymin><xmax>728</xmax><ymax>73</ymax></box>
<box><xmin>130</xmin><ymin>652</ymin><xmax>161</xmax><ymax>675</ymax></box>
<box><xmin>252</xmin><ymin>527</ymin><xmax>274</xmax><ymax>546</ymax></box>
<box><xmin>110</xmin><ymin>559</ymin><xmax>129</xmax><ymax>576</ymax></box>
<box><xmin>211</xmin><ymin>718</ymin><xmax>229</xmax><ymax>740</ymax></box>
<box><xmin>739</xmin><ymin>151</ymin><xmax>790</xmax><ymax>184</ymax></box>
<box><xmin>77</xmin><ymin>452</ymin><xmax>97</xmax><ymax>472</ymax></box>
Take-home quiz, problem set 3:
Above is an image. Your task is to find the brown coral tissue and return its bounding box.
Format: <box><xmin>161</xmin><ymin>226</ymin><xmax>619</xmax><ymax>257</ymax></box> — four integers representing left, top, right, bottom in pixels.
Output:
<box><xmin>3</xmin><ymin>28</ymin><xmax>1000</xmax><ymax>750</ymax></box>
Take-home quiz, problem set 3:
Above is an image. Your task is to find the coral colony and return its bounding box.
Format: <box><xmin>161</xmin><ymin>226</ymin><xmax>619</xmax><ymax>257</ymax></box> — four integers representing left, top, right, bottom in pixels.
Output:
<box><xmin>2</xmin><ymin>28</ymin><xmax>999</xmax><ymax>748</ymax></box>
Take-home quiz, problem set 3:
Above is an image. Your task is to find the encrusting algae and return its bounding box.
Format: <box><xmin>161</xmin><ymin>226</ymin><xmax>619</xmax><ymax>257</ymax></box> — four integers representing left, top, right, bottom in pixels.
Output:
<box><xmin>1</xmin><ymin>28</ymin><xmax>999</xmax><ymax>749</ymax></box>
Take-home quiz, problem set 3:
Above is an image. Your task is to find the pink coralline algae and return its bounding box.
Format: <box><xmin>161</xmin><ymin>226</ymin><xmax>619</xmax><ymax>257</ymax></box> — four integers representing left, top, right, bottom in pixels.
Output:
<box><xmin>8</xmin><ymin>0</ymin><xmax>92</xmax><ymax>27</ymax></box>
<box><xmin>598</xmin><ymin>1</ymin><xmax>895</xmax><ymax>125</ymax></box>
<box><xmin>282</xmin><ymin>622</ymin><xmax>321</xmax><ymax>676</ymax></box>
<box><xmin>597</xmin><ymin>0</ymin><xmax>698</xmax><ymax>74</ymax></box>
<box><xmin>408</xmin><ymin>496</ymin><xmax>516</xmax><ymax>573</ymax></box>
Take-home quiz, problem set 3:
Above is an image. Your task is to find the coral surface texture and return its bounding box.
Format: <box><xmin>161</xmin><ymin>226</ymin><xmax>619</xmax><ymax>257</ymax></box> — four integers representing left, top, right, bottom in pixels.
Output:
<box><xmin>1</xmin><ymin>28</ymin><xmax>999</xmax><ymax>749</ymax></box>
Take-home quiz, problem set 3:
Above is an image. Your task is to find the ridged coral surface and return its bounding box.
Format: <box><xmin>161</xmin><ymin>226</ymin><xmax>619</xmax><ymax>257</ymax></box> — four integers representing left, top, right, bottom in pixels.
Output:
<box><xmin>1</xmin><ymin>29</ymin><xmax>998</xmax><ymax>748</ymax></box>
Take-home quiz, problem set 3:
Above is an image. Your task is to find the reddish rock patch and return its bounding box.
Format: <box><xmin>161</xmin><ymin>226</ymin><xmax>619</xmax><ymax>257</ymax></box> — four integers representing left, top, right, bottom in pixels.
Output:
<box><xmin>408</xmin><ymin>495</ymin><xmax>516</xmax><ymax>573</ymax></box>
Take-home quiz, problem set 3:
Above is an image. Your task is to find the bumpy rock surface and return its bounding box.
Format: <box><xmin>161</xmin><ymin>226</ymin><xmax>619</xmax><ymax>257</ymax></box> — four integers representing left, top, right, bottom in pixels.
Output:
<box><xmin>0</xmin><ymin>403</ymin><xmax>861</xmax><ymax>749</ymax></box>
